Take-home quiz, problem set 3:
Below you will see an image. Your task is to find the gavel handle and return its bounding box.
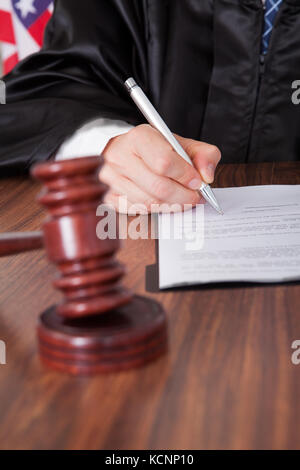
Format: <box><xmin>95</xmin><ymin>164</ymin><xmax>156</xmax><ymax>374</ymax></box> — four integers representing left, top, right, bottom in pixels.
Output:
<box><xmin>0</xmin><ymin>232</ymin><xmax>44</xmax><ymax>256</ymax></box>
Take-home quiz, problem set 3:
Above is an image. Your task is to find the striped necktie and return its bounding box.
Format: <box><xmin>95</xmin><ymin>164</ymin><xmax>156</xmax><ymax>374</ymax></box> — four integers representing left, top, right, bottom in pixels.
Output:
<box><xmin>262</xmin><ymin>0</ymin><xmax>283</xmax><ymax>54</ymax></box>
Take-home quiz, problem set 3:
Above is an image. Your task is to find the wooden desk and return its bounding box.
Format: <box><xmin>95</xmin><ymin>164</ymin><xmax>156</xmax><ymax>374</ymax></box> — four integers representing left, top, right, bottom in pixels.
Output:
<box><xmin>0</xmin><ymin>162</ymin><xmax>300</xmax><ymax>450</ymax></box>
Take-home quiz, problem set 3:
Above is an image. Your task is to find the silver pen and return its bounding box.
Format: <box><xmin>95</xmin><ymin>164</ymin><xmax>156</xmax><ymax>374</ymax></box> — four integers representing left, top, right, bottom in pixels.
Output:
<box><xmin>124</xmin><ymin>78</ymin><xmax>223</xmax><ymax>215</ymax></box>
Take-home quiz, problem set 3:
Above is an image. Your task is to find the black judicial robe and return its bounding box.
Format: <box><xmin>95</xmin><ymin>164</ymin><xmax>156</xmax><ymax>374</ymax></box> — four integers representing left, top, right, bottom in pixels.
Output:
<box><xmin>1</xmin><ymin>0</ymin><xmax>300</xmax><ymax>175</ymax></box>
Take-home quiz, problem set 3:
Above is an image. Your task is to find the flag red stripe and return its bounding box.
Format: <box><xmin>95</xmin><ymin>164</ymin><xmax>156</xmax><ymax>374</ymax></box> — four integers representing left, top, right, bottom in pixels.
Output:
<box><xmin>4</xmin><ymin>52</ymin><xmax>19</xmax><ymax>75</ymax></box>
<box><xmin>0</xmin><ymin>10</ymin><xmax>16</xmax><ymax>44</ymax></box>
<box><xmin>28</xmin><ymin>9</ymin><xmax>52</xmax><ymax>47</ymax></box>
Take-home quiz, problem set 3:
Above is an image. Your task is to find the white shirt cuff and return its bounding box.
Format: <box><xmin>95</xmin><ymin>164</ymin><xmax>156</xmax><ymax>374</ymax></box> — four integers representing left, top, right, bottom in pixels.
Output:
<box><xmin>55</xmin><ymin>118</ymin><xmax>134</xmax><ymax>160</ymax></box>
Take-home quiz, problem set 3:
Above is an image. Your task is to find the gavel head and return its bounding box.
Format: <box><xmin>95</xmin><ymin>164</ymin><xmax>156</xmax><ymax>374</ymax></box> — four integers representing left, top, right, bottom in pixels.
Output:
<box><xmin>30</xmin><ymin>156</ymin><xmax>167</xmax><ymax>375</ymax></box>
<box><xmin>32</xmin><ymin>156</ymin><xmax>132</xmax><ymax>319</ymax></box>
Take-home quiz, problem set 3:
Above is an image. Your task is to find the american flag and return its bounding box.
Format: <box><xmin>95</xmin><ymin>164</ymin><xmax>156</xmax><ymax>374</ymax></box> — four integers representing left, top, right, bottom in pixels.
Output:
<box><xmin>0</xmin><ymin>0</ymin><xmax>53</xmax><ymax>76</ymax></box>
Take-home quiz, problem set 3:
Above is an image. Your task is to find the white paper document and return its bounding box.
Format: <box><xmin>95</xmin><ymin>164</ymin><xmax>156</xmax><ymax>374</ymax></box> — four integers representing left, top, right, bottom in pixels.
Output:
<box><xmin>158</xmin><ymin>185</ymin><xmax>300</xmax><ymax>289</ymax></box>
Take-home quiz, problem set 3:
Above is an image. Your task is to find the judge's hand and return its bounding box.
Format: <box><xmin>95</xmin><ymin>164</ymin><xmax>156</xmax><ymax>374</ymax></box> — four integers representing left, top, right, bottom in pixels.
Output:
<box><xmin>99</xmin><ymin>124</ymin><xmax>221</xmax><ymax>214</ymax></box>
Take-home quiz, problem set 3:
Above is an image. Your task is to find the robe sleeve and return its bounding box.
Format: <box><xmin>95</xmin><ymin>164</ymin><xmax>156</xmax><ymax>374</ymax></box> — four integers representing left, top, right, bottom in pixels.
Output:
<box><xmin>0</xmin><ymin>0</ymin><xmax>149</xmax><ymax>175</ymax></box>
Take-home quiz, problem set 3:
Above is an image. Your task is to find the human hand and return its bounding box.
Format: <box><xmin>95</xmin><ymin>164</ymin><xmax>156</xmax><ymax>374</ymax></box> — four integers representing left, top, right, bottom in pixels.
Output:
<box><xmin>99</xmin><ymin>124</ymin><xmax>221</xmax><ymax>214</ymax></box>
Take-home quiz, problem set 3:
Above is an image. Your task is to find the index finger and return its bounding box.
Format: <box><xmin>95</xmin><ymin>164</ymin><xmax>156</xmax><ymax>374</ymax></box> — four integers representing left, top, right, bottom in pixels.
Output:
<box><xmin>130</xmin><ymin>125</ymin><xmax>204</xmax><ymax>190</ymax></box>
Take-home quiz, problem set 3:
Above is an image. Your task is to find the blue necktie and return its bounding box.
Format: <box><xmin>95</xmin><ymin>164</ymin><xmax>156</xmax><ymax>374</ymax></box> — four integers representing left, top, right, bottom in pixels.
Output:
<box><xmin>262</xmin><ymin>0</ymin><xmax>283</xmax><ymax>54</ymax></box>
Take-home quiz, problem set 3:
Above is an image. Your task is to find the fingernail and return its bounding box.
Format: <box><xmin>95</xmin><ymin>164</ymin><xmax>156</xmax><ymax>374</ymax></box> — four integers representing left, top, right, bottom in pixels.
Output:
<box><xmin>203</xmin><ymin>163</ymin><xmax>216</xmax><ymax>183</ymax></box>
<box><xmin>188</xmin><ymin>178</ymin><xmax>202</xmax><ymax>190</ymax></box>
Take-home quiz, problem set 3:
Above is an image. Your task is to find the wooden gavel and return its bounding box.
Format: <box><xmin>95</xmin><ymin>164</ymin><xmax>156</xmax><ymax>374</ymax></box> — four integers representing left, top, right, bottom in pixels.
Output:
<box><xmin>0</xmin><ymin>157</ymin><xmax>167</xmax><ymax>375</ymax></box>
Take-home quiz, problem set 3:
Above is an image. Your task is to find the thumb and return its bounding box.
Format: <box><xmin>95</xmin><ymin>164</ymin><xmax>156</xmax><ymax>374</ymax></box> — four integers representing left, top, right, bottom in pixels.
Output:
<box><xmin>175</xmin><ymin>135</ymin><xmax>222</xmax><ymax>184</ymax></box>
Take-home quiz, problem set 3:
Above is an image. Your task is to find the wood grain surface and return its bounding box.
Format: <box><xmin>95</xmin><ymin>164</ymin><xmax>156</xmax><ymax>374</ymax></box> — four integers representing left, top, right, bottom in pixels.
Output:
<box><xmin>0</xmin><ymin>162</ymin><xmax>300</xmax><ymax>450</ymax></box>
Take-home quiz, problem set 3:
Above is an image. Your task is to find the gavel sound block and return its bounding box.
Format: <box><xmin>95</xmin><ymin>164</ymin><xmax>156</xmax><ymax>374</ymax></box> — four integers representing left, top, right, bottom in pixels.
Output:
<box><xmin>0</xmin><ymin>157</ymin><xmax>167</xmax><ymax>375</ymax></box>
